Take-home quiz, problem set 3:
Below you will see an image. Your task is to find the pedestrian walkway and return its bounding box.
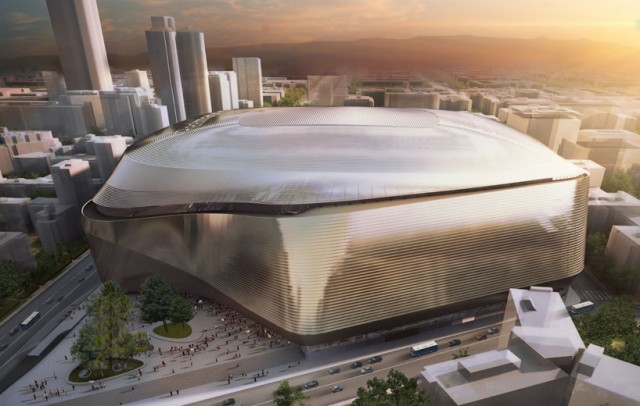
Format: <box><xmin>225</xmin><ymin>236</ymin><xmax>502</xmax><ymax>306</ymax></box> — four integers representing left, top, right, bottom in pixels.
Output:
<box><xmin>577</xmin><ymin>289</ymin><xmax>611</xmax><ymax>302</ymax></box>
<box><xmin>0</xmin><ymin>294</ymin><xmax>301</xmax><ymax>406</ymax></box>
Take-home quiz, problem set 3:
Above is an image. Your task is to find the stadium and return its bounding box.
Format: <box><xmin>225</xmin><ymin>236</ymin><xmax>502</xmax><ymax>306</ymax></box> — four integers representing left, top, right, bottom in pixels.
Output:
<box><xmin>82</xmin><ymin>107</ymin><xmax>588</xmax><ymax>345</ymax></box>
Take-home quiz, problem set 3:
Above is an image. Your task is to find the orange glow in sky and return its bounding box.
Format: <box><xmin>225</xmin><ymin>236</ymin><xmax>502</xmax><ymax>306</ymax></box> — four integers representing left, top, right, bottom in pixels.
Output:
<box><xmin>1</xmin><ymin>0</ymin><xmax>639</xmax><ymax>57</ymax></box>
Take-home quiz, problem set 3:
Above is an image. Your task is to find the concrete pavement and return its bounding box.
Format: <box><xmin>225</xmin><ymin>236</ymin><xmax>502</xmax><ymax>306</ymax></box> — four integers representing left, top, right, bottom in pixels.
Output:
<box><xmin>0</xmin><ymin>295</ymin><xmax>302</xmax><ymax>406</ymax></box>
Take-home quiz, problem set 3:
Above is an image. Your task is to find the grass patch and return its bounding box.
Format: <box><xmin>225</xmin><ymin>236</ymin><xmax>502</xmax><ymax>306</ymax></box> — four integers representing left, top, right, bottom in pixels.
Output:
<box><xmin>69</xmin><ymin>359</ymin><xmax>144</xmax><ymax>383</ymax></box>
<box><xmin>611</xmin><ymin>338</ymin><xmax>625</xmax><ymax>351</ymax></box>
<box><xmin>153</xmin><ymin>323</ymin><xmax>192</xmax><ymax>339</ymax></box>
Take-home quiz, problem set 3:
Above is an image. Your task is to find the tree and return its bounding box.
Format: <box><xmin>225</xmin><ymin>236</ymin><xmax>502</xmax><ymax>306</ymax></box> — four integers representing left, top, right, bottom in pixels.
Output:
<box><xmin>70</xmin><ymin>322</ymin><xmax>101</xmax><ymax>369</ymax></box>
<box><xmin>607</xmin><ymin>265</ymin><xmax>640</xmax><ymax>296</ymax></box>
<box><xmin>122</xmin><ymin>332</ymin><xmax>152</xmax><ymax>361</ymax></box>
<box><xmin>0</xmin><ymin>260</ymin><xmax>31</xmax><ymax>299</ymax></box>
<box><xmin>353</xmin><ymin>369</ymin><xmax>429</xmax><ymax>406</ymax></box>
<box><xmin>139</xmin><ymin>275</ymin><xmax>177</xmax><ymax>331</ymax></box>
<box><xmin>453</xmin><ymin>347</ymin><xmax>470</xmax><ymax>359</ymax></box>
<box><xmin>278</xmin><ymin>87</ymin><xmax>307</xmax><ymax>107</ymax></box>
<box><xmin>169</xmin><ymin>295</ymin><xmax>194</xmax><ymax>327</ymax></box>
<box><xmin>602</xmin><ymin>170</ymin><xmax>635</xmax><ymax>196</ymax></box>
<box><xmin>71</xmin><ymin>281</ymin><xmax>150</xmax><ymax>374</ymax></box>
<box><xmin>585</xmin><ymin>232</ymin><xmax>607</xmax><ymax>261</ymax></box>
<box><xmin>55</xmin><ymin>243</ymin><xmax>71</xmax><ymax>265</ymax></box>
<box><xmin>574</xmin><ymin>296</ymin><xmax>640</xmax><ymax>364</ymax></box>
<box><xmin>273</xmin><ymin>379</ymin><xmax>309</xmax><ymax>406</ymax></box>
<box><xmin>35</xmin><ymin>251</ymin><xmax>58</xmax><ymax>275</ymax></box>
<box><xmin>91</xmin><ymin>127</ymin><xmax>106</xmax><ymax>136</ymax></box>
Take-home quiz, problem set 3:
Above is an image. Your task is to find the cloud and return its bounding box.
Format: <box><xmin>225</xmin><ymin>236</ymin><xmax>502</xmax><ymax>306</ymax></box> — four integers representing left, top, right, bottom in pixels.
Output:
<box><xmin>5</xmin><ymin>11</ymin><xmax>44</xmax><ymax>26</ymax></box>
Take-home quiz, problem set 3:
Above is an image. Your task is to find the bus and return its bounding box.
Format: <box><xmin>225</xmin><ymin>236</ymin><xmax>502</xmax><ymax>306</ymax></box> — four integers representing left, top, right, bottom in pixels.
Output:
<box><xmin>569</xmin><ymin>301</ymin><xmax>594</xmax><ymax>315</ymax></box>
<box><xmin>20</xmin><ymin>311</ymin><xmax>40</xmax><ymax>330</ymax></box>
<box><xmin>410</xmin><ymin>340</ymin><xmax>438</xmax><ymax>357</ymax></box>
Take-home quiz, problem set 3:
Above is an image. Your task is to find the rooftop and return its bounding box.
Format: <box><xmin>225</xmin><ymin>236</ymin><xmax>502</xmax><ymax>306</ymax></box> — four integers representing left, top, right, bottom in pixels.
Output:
<box><xmin>92</xmin><ymin>107</ymin><xmax>586</xmax><ymax>217</ymax></box>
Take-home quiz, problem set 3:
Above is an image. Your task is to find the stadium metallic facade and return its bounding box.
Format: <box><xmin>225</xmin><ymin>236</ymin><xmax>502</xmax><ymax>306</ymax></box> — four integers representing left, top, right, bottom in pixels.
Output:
<box><xmin>82</xmin><ymin>107</ymin><xmax>589</xmax><ymax>345</ymax></box>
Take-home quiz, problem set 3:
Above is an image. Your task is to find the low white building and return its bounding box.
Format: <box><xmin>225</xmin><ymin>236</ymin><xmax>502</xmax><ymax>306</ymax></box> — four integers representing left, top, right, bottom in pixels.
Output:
<box><xmin>422</xmin><ymin>286</ymin><xmax>640</xmax><ymax>405</ymax></box>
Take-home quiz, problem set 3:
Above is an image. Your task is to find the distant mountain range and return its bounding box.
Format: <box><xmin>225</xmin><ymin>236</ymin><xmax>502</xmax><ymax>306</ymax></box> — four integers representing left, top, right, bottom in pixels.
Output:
<box><xmin>2</xmin><ymin>35</ymin><xmax>639</xmax><ymax>79</ymax></box>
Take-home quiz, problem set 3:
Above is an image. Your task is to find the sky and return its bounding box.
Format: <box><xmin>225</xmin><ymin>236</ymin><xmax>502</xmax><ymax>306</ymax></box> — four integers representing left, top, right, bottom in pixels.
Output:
<box><xmin>1</xmin><ymin>0</ymin><xmax>640</xmax><ymax>58</ymax></box>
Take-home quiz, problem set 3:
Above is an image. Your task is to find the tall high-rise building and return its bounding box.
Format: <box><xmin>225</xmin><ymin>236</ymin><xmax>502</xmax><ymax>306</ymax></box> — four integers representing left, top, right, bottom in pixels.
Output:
<box><xmin>232</xmin><ymin>57</ymin><xmax>263</xmax><ymax>108</ymax></box>
<box><xmin>145</xmin><ymin>16</ymin><xmax>186</xmax><ymax>124</ymax></box>
<box><xmin>45</xmin><ymin>0</ymin><xmax>113</xmax><ymax>91</ymax></box>
<box><xmin>209</xmin><ymin>71</ymin><xmax>239</xmax><ymax>112</ymax></box>
<box><xmin>133</xmin><ymin>103</ymin><xmax>169</xmax><ymax>138</ymax></box>
<box><xmin>42</xmin><ymin>71</ymin><xmax>67</xmax><ymax>101</ymax></box>
<box><xmin>225</xmin><ymin>71</ymin><xmax>239</xmax><ymax>110</ymax></box>
<box><xmin>99</xmin><ymin>87</ymin><xmax>147</xmax><ymax>136</ymax></box>
<box><xmin>176</xmin><ymin>27</ymin><xmax>211</xmax><ymax>118</ymax></box>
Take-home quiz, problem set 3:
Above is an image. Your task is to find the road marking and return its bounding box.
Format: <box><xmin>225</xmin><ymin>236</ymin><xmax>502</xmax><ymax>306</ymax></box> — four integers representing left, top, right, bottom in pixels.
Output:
<box><xmin>250</xmin><ymin>333</ymin><xmax>502</xmax><ymax>405</ymax></box>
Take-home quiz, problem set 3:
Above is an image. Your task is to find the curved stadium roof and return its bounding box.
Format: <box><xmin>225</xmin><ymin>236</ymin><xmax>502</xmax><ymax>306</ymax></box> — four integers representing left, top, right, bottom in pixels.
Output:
<box><xmin>92</xmin><ymin>107</ymin><xmax>586</xmax><ymax>217</ymax></box>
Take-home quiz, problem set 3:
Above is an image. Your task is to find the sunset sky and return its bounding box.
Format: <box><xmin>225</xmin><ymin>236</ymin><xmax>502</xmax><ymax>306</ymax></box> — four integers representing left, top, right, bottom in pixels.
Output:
<box><xmin>1</xmin><ymin>0</ymin><xmax>639</xmax><ymax>58</ymax></box>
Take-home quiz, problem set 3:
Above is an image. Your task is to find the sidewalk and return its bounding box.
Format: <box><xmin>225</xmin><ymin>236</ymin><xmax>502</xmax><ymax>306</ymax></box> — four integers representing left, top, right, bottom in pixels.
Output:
<box><xmin>0</xmin><ymin>296</ymin><xmax>301</xmax><ymax>406</ymax></box>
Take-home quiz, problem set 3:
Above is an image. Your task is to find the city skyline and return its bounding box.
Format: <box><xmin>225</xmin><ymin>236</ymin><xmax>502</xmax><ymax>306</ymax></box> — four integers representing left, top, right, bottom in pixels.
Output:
<box><xmin>1</xmin><ymin>0</ymin><xmax>639</xmax><ymax>59</ymax></box>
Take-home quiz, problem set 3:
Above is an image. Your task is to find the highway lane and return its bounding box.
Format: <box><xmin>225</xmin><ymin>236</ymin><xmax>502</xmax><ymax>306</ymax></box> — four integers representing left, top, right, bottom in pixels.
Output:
<box><xmin>195</xmin><ymin>324</ymin><xmax>504</xmax><ymax>406</ymax></box>
<box><xmin>0</xmin><ymin>252</ymin><xmax>101</xmax><ymax>382</ymax></box>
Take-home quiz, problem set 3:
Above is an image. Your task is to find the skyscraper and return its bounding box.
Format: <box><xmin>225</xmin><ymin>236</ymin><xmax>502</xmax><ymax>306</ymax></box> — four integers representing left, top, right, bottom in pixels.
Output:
<box><xmin>145</xmin><ymin>16</ymin><xmax>186</xmax><ymax>124</ymax></box>
<box><xmin>45</xmin><ymin>0</ymin><xmax>113</xmax><ymax>91</ymax></box>
<box><xmin>209</xmin><ymin>71</ymin><xmax>239</xmax><ymax>112</ymax></box>
<box><xmin>42</xmin><ymin>71</ymin><xmax>67</xmax><ymax>101</ymax></box>
<box><xmin>232</xmin><ymin>57</ymin><xmax>263</xmax><ymax>108</ymax></box>
<box><xmin>176</xmin><ymin>27</ymin><xmax>211</xmax><ymax>118</ymax></box>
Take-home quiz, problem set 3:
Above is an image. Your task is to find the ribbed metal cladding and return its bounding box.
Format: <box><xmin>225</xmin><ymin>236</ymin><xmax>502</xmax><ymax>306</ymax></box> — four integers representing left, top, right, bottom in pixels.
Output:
<box><xmin>83</xmin><ymin>176</ymin><xmax>588</xmax><ymax>344</ymax></box>
<box><xmin>94</xmin><ymin>108</ymin><xmax>586</xmax><ymax>216</ymax></box>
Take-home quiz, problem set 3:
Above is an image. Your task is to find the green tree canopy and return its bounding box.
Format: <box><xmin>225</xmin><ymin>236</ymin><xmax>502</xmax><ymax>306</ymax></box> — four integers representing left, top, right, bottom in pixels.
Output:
<box><xmin>602</xmin><ymin>169</ymin><xmax>635</xmax><ymax>195</ymax></box>
<box><xmin>585</xmin><ymin>232</ymin><xmax>639</xmax><ymax>296</ymax></box>
<box><xmin>0</xmin><ymin>260</ymin><xmax>31</xmax><ymax>300</ymax></box>
<box><xmin>70</xmin><ymin>322</ymin><xmax>101</xmax><ymax>369</ymax></box>
<box><xmin>273</xmin><ymin>379</ymin><xmax>309</xmax><ymax>406</ymax></box>
<box><xmin>139</xmin><ymin>275</ymin><xmax>177</xmax><ymax>330</ymax></box>
<box><xmin>169</xmin><ymin>295</ymin><xmax>194</xmax><ymax>327</ymax></box>
<box><xmin>586</xmin><ymin>232</ymin><xmax>608</xmax><ymax>260</ymax></box>
<box><xmin>278</xmin><ymin>87</ymin><xmax>307</xmax><ymax>107</ymax></box>
<box><xmin>353</xmin><ymin>369</ymin><xmax>429</xmax><ymax>406</ymax></box>
<box><xmin>71</xmin><ymin>281</ymin><xmax>147</xmax><ymax>371</ymax></box>
<box><xmin>453</xmin><ymin>347</ymin><xmax>470</xmax><ymax>359</ymax></box>
<box><xmin>574</xmin><ymin>296</ymin><xmax>640</xmax><ymax>364</ymax></box>
<box><xmin>55</xmin><ymin>243</ymin><xmax>71</xmax><ymax>265</ymax></box>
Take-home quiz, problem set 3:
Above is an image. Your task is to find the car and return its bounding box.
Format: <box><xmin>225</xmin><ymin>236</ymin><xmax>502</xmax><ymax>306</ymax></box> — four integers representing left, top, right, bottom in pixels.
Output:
<box><xmin>331</xmin><ymin>385</ymin><xmax>343</xmax><ymax>393</ymax></box>
<box><xmin>488</xmin><ymin>327</ymin><xmax>500</xmax><ymax>334</ymax></box>
<box><xmin>368</xmin><ymin>355</ymin><xmax>382</xmax><ymax>364</ymax></box>
<box><xmin>78</xmin><ymin>277</ymin><xmax>85</xmax><ymax>283</ymax></box>
<box><xmin>448</xmin><ymin>339</ymin><xmax>462</xmax><ymax>347</ymax></box>
<box><xmin>350</xmin><ymin>361</ymin><xmax>363</xmax><ymax>369</ymax></box>
<box><xmin>57</xmin><ymin>295</ymin><xmax>65</xmax><ymax>302</ymax></box>
<box><xmin>9</xmin><ymin>327</ymin><xmax>18</xmax><ymax>336</ymax></box>
<box><xmin>221</xmin><ymin>398</ymin><xmax>236</xmax><ymax>406</ymax></box>
<box><xmin>0</xmin><ymin>344</ymin><xmax>8</xmax><ymax>351</ymax></box>
<box><xmin>45</xmin><ymin>297</ymin><xmax>54</xmax><ymax>304</ymax></box>
<box><xmin>329</xmin><ymin>367</ymin><xmax>340</xmax><ymax>375</ymax></box>
<box><xmin>85</xmin><ymin>265</ymin><xmax>94</xmax><ymax>271</ymax></box>
<box><xmin>304</xmin><ymin>380</ymin><xmax>319</xmax><ymax>389</ymax></box>
<box><xmin>361</xmin><ymin>366</ymin><xmax>374</xmax><ymax>374</ymax></box>
<box><xmin>475</xmin><ymin>334</ymin><xmax>488</xmax><ymax>341</ymax></box>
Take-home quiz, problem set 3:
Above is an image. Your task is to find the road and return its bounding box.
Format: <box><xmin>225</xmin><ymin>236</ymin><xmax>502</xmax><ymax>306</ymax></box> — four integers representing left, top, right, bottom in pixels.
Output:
<box><xmin>0</xmin><ymin>252</ymin><xmax>101</xmax><ymax>391</ymax></box>
<box><xmin>190</xmin><ymin>324</ymin><xmax>503</xmax><ymax>406</ymax></box>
